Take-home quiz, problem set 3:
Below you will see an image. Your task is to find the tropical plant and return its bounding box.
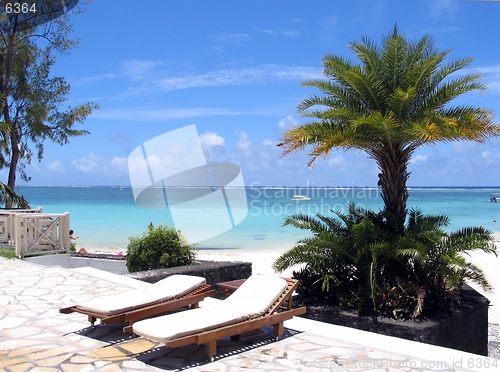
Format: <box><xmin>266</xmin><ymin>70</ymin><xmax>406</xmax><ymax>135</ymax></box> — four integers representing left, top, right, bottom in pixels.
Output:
<box><xmin>0</xmin><ymin>181</ymin><xmax>30</xmax><ymax>208</ymax></box>
<box><xmin>273</xmin><ymin>204</ymin><xmax>497</xmax><ymax>319</ymax></box>
<box><xmin>278</xmin><ymin>27</ymin><xmax>500</xmax><ymax>232</ymax></box>
<box><xmin>126</xmin><ymin>224</ymin><xmax>196</xmax><ymax>273</ymax></box>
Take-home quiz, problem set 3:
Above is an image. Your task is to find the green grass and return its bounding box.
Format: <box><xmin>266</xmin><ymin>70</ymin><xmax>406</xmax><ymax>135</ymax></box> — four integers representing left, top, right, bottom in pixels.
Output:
<box><xmin>0</xmin><ymin>246</ymin><xmax>16</xmax><ymax>259</ymax></box>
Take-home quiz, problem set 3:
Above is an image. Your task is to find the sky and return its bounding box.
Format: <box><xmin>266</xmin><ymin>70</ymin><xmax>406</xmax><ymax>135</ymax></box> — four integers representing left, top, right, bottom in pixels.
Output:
<box><xmin>5</xmin><ymin>0</ymin><xmax>500</xmax><ymax>187</ymax></box>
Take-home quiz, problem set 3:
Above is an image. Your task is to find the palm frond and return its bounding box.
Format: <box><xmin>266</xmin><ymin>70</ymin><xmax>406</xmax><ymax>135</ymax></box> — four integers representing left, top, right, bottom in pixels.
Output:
<box><xmin>443</xmin><ymin>227</ymin><xmax>498</xmax><ymax>256</ymax></box>
<box><xmin>282</xmin><ymin>213</ymin><xmax>327</xmax><ymax>234</ymax></box>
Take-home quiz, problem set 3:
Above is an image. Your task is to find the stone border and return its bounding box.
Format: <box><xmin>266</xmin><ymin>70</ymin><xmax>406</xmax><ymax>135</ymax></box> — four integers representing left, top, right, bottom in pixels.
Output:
<box><xmin>296</xmin><ymin>284</ymin><xmax>489</xmax><ymax>356</ymax></box>
<box><xmin>126</xmin><ymin>260</ymin><xmax>252</xmax><ymax>297</ymax></box>
<box><xmin>71</xmin><ymin>252</ymin><xmax>126</xmax><ymax>260</ymax></box>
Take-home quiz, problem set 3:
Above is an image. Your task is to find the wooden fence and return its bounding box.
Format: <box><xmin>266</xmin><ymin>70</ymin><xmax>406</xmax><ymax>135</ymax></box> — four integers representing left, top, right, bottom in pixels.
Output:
<box><xmin>0</xmin><ymin>208</ymin><xmax>43</xmax><ymax>245</ymax></box>
<box><xmin>0</xmin><ymin>208</ymin><xmax>71</xmax><ymax>257</ymax></box>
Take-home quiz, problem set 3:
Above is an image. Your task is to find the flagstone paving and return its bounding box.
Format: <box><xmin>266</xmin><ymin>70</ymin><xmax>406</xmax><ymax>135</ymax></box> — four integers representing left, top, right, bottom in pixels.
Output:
<box><xmin>0</xmin><ymin>256</ymin><xmax>498</xmax><ymax>371</ymax></box>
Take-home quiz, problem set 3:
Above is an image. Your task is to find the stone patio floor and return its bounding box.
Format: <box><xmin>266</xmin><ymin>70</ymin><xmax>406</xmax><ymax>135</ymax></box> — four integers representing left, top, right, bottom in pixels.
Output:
<box><xmin>0</xmin><ymin>256</ymin><xmax>499</xmax><ymax>372</ymax></box>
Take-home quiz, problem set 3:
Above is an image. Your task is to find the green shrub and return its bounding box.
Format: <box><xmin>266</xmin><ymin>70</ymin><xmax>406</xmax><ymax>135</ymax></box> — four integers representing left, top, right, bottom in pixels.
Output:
<box><xmin>126</xmin><ymin>224</ymin><xmax>196</xmax><ymax>273</ymax></box>
<box><xmin>273</xmin><ymin>204</ymin><xmax>498</xmax><ymax>319</ymax></box>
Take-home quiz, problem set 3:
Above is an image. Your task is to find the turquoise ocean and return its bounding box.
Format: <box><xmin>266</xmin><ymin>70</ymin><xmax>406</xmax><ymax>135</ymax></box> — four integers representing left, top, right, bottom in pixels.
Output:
<box><xmin>16</xmin><ymin>186</ymin><xmax>500</xmax><ymax>252</ymax></box>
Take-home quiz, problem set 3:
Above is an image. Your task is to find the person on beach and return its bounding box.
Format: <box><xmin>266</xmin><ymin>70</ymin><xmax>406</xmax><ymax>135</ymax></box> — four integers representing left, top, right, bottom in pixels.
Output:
<box><xmin>69</xmin><ymin>230</ymin><xmax>79</xmax><ymax>241</ymax></box>
<box><xmin>70</xmin><ymin>230</ymin><xmax>87</xmax><ymax>254</ymax></box>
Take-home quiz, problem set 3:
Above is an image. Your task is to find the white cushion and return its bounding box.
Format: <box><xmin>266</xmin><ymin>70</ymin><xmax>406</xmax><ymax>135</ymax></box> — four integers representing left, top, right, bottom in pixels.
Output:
<box><xmin>150</xmin><ymin>275</ymin><xmax>206</xmax><ymax>297</ymax></box>
<box><xmin>199</xmin><ymin>297</ymin><xmax>224</xmax><ymax>308</ymax></box>
<box><xmin>76</xmin><ymin>274</ymin><xmax>206</xmax><ymax>316</ymax></box>
<box><xmin>204</xmin><ymin>275</ymin><xmax>288</xmax><ymax>318</ymax></box>
<box><xmin>132</xmin><ymin>307</ymin><xmax>248</xmax><ymax>343</ymax></box>
<box><xmin>77</xmin><ymin>289</ymin><xmax>174</xmax><ymax>316</ymax></box>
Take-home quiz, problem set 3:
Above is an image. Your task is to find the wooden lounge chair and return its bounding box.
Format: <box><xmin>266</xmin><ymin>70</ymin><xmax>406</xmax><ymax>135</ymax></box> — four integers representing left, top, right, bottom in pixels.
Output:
<box><xmin>130</xmin><ymin>274</ymin><xmax>306</xmax><ymax>361</ymax></box>
<box><xmin>59</xmin><ymin>274</ymin><xmax>215</xmax><ymax>330</ymax></box>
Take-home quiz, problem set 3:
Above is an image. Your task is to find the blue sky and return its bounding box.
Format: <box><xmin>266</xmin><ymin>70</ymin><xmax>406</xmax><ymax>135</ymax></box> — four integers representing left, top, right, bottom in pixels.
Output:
<box><xmin>7</xmin><ymin>0</ymin><xmax>500</xmax><ymax>187</ymax></box>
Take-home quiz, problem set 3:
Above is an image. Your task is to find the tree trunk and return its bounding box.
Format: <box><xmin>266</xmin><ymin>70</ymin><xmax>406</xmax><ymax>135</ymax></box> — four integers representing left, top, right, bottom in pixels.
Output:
<box><xmin>4</xmin><ymin>121</ymin><xmax>19</xmax><ymax>209</ymax></box>
<box><xmin>7</xmin><ymin>127</ymin><xmax>19</xmax><ymax>190</ymax></box>
<box><xmin>2</xmin><ymin>65</ymin><xmax>18</xmax><ymax>207</ymax></box>
<box><xmin>374</xmin><ymin>145</ymin><xmax>410</xmax><ymax>233</ymax></box>
<box><xmin>2</xmin><ymin>24</ymin><xmax>18</xmax><ymax>208</ymax></box>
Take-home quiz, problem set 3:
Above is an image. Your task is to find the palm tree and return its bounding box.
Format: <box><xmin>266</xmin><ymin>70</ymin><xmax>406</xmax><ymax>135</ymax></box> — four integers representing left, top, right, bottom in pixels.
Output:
<box><xmin>278</xmin><ymin>26</ymin><xmax>500</xmax><ymax>232</ymax></box>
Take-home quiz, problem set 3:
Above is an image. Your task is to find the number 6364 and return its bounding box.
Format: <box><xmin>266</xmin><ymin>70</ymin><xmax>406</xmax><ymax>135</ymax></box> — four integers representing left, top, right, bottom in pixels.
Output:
<box><xmin>5</xmin><ymin>2</ymin><xmax>37</xmax><ymax>14</ymax></box>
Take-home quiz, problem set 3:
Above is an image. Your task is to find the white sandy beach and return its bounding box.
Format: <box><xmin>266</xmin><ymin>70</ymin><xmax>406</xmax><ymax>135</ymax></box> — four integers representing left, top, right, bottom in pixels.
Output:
<box><xmin>462</xmin><ymin>235</ymin><xmax>500</xmax><ymax>324</ymax></box>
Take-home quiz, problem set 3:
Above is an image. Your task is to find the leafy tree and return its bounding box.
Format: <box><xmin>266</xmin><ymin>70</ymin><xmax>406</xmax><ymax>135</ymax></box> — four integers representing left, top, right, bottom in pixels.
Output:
<box><xmin>0</xmin><ymin>181</ymin><xmax>29</xmax><ymax>208</ymax></box>
<box><xmin>0</xmin><ymin>0</ymin><xmax>97</xmax><ymax>203</ymax></box>
<box><xmin>278</xmin><ymin>27</ymin><xmax>500</xmax><ymax>231</ymax></box>
<box><xmin>126</xmin><ymin>224</ymin><xmax>196</xmax><ymax>273</ymax></box>
<box><xmin>273</xmin><ymin>205</ymin><xmax>497</xmax><ymax>319</ymax></box>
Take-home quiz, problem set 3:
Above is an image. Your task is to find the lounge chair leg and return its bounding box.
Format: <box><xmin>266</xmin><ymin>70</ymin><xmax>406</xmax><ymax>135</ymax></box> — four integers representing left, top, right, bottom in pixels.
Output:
<box><xmin>88</xmin><ymin>315</ymin><xmax>96</xmax><ymax>326</ymax></box>
<box><xmin>273</xmin><ymin>322</ymin><xmax>284</xmax><ymax>337</ymax></box>
<box><xmin>205</xmin><ymin>341</ymin><xmax>216</xmax><ymax>362</ymax></box>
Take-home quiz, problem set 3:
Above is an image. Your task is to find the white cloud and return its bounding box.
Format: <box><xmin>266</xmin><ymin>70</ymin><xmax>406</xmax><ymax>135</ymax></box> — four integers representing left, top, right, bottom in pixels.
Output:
<box><xmin>121</xmin><ymin>60</ymin><xmax>163</xmax><ymax>81</ymax></box>
<box><xmin>230</xmin><ymin>131</ymin><xmax>282</xmax><ymax>172</ymax></box>
<box><xmin>73</xmin><ymin>73</ymin><xmax>116</xmax><ymax>85</ymax></box>
<box><xmin>157</xmin><ymin>65</ymin><xmax>321</xmax><ymax>92</ymax></box>
<box><xmin>111</xmin><ymin>156</ymin><xmax>128</xmax><ymax>173</ymax></box>
<box><xmin>474</xmin><ymin>65</ymin><xmax>500</xmax><ymax>75</ymax></box>
<box><xmin>237</xmin><ymin>132</ymin><xmax>252</xmax><ymax>157</ymax></box>
<box><xmin>428</xmin><ymin>0</ymin><xmax>459</xmax><ymax>18</ymax></box>
<box><xmin>92</xmin><ymin>107</ymin><xmax>243</xmax><ymax>122</ymax></box>
<box><xmin>409</xmin><ymin>155</ymin><xmax>428</xmax><ymax>164</ymax></box>
<box><xmin>127</xmin><ymin>154</ymin><xmax>149</xmax><ymax>183</ymax></box>
<box><xmin>451</xmin><ymin>142</ymin><xmax>478</xmax><ymax>155</ymax></box>
<box><xmin>77</xmin><ymin>63</ymin><xmax>322</xmax><ymax>99</ymax></box>
<box><xmin>200</xmin><ymin>132</ymin><xmax>225</xmax><ymax>150</ymax></box>
<box><xmin>278</xmin><ymin>115</ymin><xmax>298</xmax><ymax>128</ymax></box>
<box><xmin>72</xmin><ymin>153</ymin><xmax>98</xmax><ymax>173</ymax></box>
<box><xmin>47</xmin><ymin>160</ymin><xmax>64</xmax><ymax>173</ymax></box>
<box><xmin>70</xmin><ymin>153</ymin><xmax>129</xmax><ymax>178</ymax></box>
<box><xmin>481</xmin><ymin>150</ymin><xmax>500</xmax><ymax>164</ymax></box>
<box><xmin>328</xmin><ymin>156</ymin><xmax>345</xmax><ymax>166</ymax></box>
<box><xmin>468</xmin><ymin>65</ymin><xmax>500</xmax><ymax>95</ymax></box>
<box><xmin>257</xmin><ymin>28</ymin><xmax>299</xmax><ymax>37</ymax></box>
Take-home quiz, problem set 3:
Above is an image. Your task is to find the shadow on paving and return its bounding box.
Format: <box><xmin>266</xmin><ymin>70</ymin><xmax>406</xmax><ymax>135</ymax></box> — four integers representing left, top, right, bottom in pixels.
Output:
<box><xmin>135</xmin><ymin>326</ymin><xmax>303</xmax><ymax>370</ymax></box>
<box><xmin>70</xmin><ymin>323</ymin><xmax>139</xmax><ymax>344</ymax></box>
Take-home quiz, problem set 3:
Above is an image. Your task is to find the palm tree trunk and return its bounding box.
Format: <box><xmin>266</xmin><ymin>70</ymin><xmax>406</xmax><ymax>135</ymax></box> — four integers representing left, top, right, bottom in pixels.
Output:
<box><xmin>374</xmin><ymin>145</ymin><xmax>410</xmax><ymax>233</ymax></box>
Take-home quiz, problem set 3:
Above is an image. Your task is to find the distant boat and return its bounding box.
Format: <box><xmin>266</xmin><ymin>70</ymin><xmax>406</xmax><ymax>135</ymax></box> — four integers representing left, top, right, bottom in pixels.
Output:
<box><xmin>292</xmin><ymin>195</ymin><xmax>310</xmax><ymax>201</ymax></box>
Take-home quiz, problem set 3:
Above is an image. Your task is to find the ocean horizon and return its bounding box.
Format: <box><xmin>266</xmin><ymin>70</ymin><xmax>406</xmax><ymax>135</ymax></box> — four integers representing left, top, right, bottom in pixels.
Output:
<box><xmin>13</xmin><ymin>185</ymin><xmax>500</xmax><ymax>253</ymax></box>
